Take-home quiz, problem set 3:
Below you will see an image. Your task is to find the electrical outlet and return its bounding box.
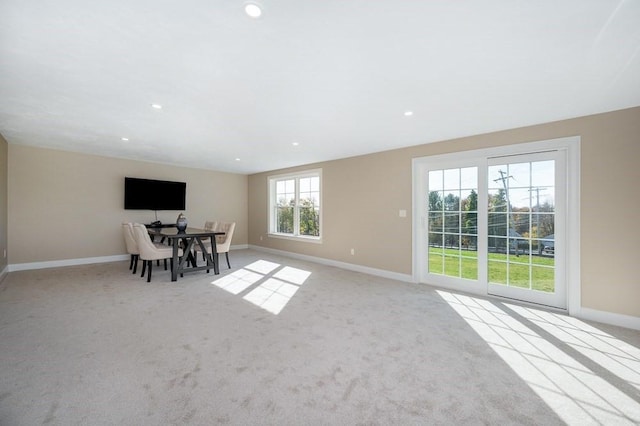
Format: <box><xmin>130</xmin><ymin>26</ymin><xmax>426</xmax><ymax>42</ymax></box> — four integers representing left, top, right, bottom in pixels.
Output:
<box><xmin>3</xmin><ymin>249</ymin><xmax>6</xmax><ymax>258</ymax></box>
<box><xmin>260</xmin><ymin>235</ymin><xmax>263</xmax><ymax>241</ymax></box>
<box><xmin>350</xmin><ymin>248</ymin><xmax>355</xmax><ymax>255</ymax></box>
<box><xmin>399</xmin><ymin>209</ymin><xmax>407</xmax><ymax>218</ymax></box>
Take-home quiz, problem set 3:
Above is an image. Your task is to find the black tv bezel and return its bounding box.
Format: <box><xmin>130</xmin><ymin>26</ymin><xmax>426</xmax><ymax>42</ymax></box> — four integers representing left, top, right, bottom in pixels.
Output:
<box><xmin>124</xmin><ymin>177</ymin><xmax>186</xmax><ymax>211</ymax></box>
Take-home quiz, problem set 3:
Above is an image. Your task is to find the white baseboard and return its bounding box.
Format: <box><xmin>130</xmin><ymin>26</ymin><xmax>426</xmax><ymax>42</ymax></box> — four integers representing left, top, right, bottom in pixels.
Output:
<box><xmin>249</xmin><ymin>244</ymin><xmax>414</xmax><ymax>283</ymax></box>
<box><xmin>9</xmin><ymin>254</ymin><xmax>129</xmax><ymax>272</ymax></box>
<box><xmin>577</xmin><ymin>307</ymin><xmax>640</xmax><ymax>331</ymax></box>
<box><xmin>0</xmin><ymin>265</ymin><xmax>8</xmax><ymax>283</ymax></box>
<box><xmin>8</xmin><ymin>245</ymin><xmax>249</xmax><ymax>273</ymax></box>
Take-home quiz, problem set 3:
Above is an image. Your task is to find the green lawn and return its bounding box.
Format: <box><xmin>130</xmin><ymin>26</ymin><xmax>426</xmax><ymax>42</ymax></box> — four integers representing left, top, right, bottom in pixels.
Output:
<box><xmin>429</xmin><ymin>247</ymin><xmax>555</xmax><ymax>292</ymax></box>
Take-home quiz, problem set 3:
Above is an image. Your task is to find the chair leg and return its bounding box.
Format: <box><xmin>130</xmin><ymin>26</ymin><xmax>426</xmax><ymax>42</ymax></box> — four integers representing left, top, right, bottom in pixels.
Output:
<box><xmin>141</xmin><ymin>259</ymin><xmax>147</xmax><ymax>277</ymax></box>
<box><xmin>225</xmin><ymin>251</ymin><xmax>230</xmax><ymax>268</ymax></box>
<box><xmin>132</xmin><ymin>255</ymin><xmax>139</xmax><ymax>274</ymax></box>
<box><xmin>164</xmin><ymin>259</ymin><xmax>167</xmax><ymax>270</ymax></box>
<box><xmin>129</xmin><ymin>254</ymin><xmax>134</xmax><ymax>270</ymax></box>
<box><xmin>147</xmin><ymin>261</ymin><xmax>152</xmax><ymax>282</ymax></box>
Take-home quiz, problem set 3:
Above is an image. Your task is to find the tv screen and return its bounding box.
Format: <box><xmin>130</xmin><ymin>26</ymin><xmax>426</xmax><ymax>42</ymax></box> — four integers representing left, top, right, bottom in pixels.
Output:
<box><xmin>124</xmin><ymin>177</ymin><xmax>186</xmax><ymax>210</ymax></box>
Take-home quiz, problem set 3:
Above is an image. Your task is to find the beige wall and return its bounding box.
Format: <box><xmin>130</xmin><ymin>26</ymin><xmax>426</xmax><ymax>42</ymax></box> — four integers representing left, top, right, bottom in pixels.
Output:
<box><xmin>248</xmin><ymin>106</ymin><xmax>640</xmax><ymax>318</ymax></box>
<box><xmin>0</xmin><ymin>134</ymin><xmax>7</xmax><ymax>273</ymax></box>
<box><xmin>8</xmin><ymin>145</ymin><xmax>247</xmax><ymax>264</ymax></box>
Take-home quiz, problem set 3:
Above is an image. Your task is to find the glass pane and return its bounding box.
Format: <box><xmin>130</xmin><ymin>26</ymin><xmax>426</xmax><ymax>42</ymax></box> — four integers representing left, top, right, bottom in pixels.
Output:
<box><xmin>460</xmin><ymin>167</ymin><xmax>477</xmax><ymax>189</ymax></box>
<box><xmin>429</xmin><ymin>232</ymin><xmax>443</xmax><ymax>247</ymax></box>
<box><xmin>532</xmin><ymin>266</ymin><xmax>555</xmax><ymax>293</ymax></box>
<box><xmin>310</xmin><ymin>176</ymin><xmax>320</xmax><ymax>192</ymax></box>
<box><xmin>299</xmin><ymin>206</ymin><xmax>319</xmax><ymax>236</ymax></box>
<box><xmin>488</xmin><ymin>189</ymin><xmax>508</xmax><ymax>212</ymax></box>
<box><xmin>444</xmin><ymin>192</ymin><xmax>459</xmax><ymax>211</ymax></box>
<box><xmin>285</xmin><ymin>179</ymin><xmax>295</xmax><ymax>193</ymax></box>
<box><xmin>276</xmin><ymin>206</ymin><xmax>294</xmax><ymax>234</ymax></box>
<box><xmin>488</xmin><ymin>260</ymin><xmax>507</xmax><ymax>285</ymax></box>
<box><xmin>444</xmin><ymin>234</ymin><xmax>459</xmax><ymax>250</ymax></box>
<box><xmin>512</xmin><ymin>212</ymin><xmax>530</xmax><ymax>237</ymax></box>
<box><xmin>461</xmin><ymin>236</ymin><xmax>478</xmax><ymax>252</ymax></box>
<box><xmin>509</xmin><ymin>162</ymin><xmax>530</xmax><ymax>188</ymax></box>
<box><xmin>488</xmin><ymin>165</ymin><xmax>507</xmax><ymax>189</ymax></box>
<box><xmin>429</xmin><ymin>170</ymin><xmax>443</xmax><ymax>191</ymax></box>
<box><xmin>509</xmin><ymin>188</ymin><xmax>531</xmax><ymax>211</ymax></box>
<box><xmin>299</xmin><ymin>177</ymin><xmax>310</xmax><ymax>193</ymax></box>
<box><xmin>429</xmin><ymin>212</ymin><xmax>443</xmax><ymax>232</ymax></box>
<box><xmin>537</xmin><ymin>213</ymin><xmax>555</xmax><ymax>242</ymax></box>
<box><xmin>444</xmin><ymin>255</ymin><xmax>460</xmax><ymax>277</ymax></box>
<box><xmin>460</xmin><ymin>189</ymin><xmax>477</xmax><ymax>212</ymax></box>
<box><xmin>461</xmin><ymin>257</ymin><xmax>478</xmax><ymax>280</ymax></box>
<box><xmin>429</xmin><ymin>191</ymin><xmax>443</xmax><ymax>211</ymax></box>
<box><xmin>531</xmin><ymin>160</ymin><xmax>554</xmax><ymax>187</ymax></box>
<box><xmin>462</xmin><ymin>212</ymin><xmax>477</xmax><ymax>235</ymax></box>
<box><xmin>429</xmin><ymin>249</ymin><xmax>443</xmax><ymax>274</ymax></box>
<box><xmin>509</xmin><ymin>263</ymin><xmax>530</xmax><ymax>289</ymax></box>
<box><xmin>444</xmin><ymin>213</ymin><xmax>459</xmax><ymax>233</ymax></box>
<box><xmin>443</xmin><ymin>169</ymin><xmax>459</xmax><ymax>190</ymax></box>
<box><xmin>488</xmin><ymin>213</ymin><xmax>507</xmax><ymax>236</ymax></box>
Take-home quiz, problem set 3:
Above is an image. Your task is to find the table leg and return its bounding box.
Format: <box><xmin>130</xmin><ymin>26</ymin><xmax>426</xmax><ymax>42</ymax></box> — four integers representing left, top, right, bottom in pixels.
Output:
<box><xmin>171</xmin><ymin>240</ymin><xmax>179</xmax><ymax>282</ymax></box>
<box><xmin>211</xmin><ymin>236</ymin><xmax>220</xmax><ymax>275</ymax></box>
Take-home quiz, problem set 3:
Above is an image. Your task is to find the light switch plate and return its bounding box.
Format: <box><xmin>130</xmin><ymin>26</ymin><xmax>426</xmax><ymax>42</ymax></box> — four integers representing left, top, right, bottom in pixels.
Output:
<box><xmin>399</xmin><ymin>209</ymin><xmax>407</xmax><ymax>218</ymax></box>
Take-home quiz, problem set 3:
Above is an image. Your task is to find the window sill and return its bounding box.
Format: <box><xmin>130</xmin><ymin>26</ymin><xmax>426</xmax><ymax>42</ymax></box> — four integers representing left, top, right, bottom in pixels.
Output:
<box><xmin>268</xmin><ymin>233</ymin><xmax>322</xmax><ymax>244</ymax></box>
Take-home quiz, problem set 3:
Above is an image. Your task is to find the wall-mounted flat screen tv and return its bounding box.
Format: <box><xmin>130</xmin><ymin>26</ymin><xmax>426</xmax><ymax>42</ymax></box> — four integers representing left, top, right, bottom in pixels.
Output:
<box><xmin>124</xmin><ymin>177</ymin><xmax>186</xmax><ymax>210</ymax></box>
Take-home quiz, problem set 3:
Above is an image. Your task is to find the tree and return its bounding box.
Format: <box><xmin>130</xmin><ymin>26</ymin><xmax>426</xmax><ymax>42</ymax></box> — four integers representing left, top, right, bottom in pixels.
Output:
<box><xmin>299</xmin><ymin>198</ymin><xmax>319</xmax><ymax>236</ymax></box>
<box><xmin>462</xmin><ymin>189</ymin><xmax>478</xmax><ymax>235</ymax></box>
<box><xmin>488</xmin><ymin>189</ymin><xmax>508</xmax><ymax>251</ymax></box>
<box><xmin>428</xmin><ymin>191</ymin><xmax>443</xmax><ymax>211</ymax></box>
<box><xmin>277</xmin><ymin>197</ymin><xmax>294</xmax><ymax>233</ymax></box>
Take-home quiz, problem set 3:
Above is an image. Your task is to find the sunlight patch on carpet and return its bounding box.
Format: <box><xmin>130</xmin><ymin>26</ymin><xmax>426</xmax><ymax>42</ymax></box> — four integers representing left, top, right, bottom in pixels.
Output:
<box><xmin>211</xmin><ymin>261</ymin><xmax>310</xmax><ymax>315</ymax></box>
<box><xmin>437</xmin><ymin>290</ymin><xmax>640</xmax><ymax>425</ymax></box>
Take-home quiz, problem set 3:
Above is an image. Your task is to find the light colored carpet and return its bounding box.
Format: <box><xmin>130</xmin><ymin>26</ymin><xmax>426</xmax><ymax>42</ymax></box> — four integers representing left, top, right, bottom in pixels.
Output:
<box><xmin>1</xmin><ymin>249</ymin><xmax>639</xmax><ymax>425</ymax></box>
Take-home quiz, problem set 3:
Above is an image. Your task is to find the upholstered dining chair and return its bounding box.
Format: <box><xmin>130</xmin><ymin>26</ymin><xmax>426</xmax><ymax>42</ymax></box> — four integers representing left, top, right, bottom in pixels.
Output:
<box><xmin>122</xmin><ymin>222</ymin><xmax>140</xmax><ymax>274</ymax></box>
<box><xmin>132</xmin><ymin>223</ymin><xmax>184</xmax><ymax>282</ymax></box>
<box><xmin>193</xmin><ymin>221</ymin><xmax>236</xmax><ymax>269</ymax></box>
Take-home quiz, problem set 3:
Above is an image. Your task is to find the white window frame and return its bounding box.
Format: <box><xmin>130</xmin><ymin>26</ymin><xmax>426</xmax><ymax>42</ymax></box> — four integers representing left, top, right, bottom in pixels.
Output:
<box><xmin>268</xmin><ymin>168</ymin><xmax>322</xmax><ymax>243</ymax></box>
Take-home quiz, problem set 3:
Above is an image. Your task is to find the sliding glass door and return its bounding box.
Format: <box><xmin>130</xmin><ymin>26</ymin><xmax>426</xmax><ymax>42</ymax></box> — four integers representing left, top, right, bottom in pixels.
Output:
<box><xmin>415</xmin><ymin>144</ymin><xmax>570</xmax><ymax>310</ymax></box>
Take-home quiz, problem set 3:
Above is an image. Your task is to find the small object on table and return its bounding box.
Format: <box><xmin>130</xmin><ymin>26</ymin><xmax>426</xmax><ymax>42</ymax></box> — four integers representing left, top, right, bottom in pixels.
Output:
<box><xmin>176</xmin><ymin>213</ymin><xmax>188</xmax><ymax>232</ymax></box>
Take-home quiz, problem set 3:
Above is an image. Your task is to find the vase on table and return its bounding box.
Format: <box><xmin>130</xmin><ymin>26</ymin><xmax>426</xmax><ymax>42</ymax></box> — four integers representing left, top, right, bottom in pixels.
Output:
<box><xmin>176</xmin><ymin>213</ymin><xmax>188</xmax><ymax>232</ymax></box>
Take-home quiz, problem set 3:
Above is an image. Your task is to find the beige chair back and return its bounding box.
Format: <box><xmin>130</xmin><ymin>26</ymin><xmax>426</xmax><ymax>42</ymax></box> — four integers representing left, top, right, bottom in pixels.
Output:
<box><xmin>214</xmin><ymin>222</ymin><xmax>236</xmax><ymax>253</ymax></box>
<box><xmin>122</xmin><ymin>222</ymin><xmax>139</xmax><ymax>255</ymax></box>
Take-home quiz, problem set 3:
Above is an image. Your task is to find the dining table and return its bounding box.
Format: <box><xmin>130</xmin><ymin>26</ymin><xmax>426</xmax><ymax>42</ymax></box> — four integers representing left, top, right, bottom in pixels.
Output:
<box><xmin>147</xmin><ymin>226</ymin><xmax>225</xmax><ymax>281</ymax></box>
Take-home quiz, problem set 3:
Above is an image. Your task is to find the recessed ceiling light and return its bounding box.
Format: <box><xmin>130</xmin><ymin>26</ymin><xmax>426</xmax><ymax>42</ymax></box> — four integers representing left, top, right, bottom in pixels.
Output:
<box><xmin>235</xmin><ymin>158</ymin><xmax>241</xmax><ymax>161</ymax></box>
<box><xmin>292</xmin><ymin>142</ymin><xmax>299</xmax><ymax>146</ymax></box>
<box><xmin>244</xmin><ymin>2</ymin><xmax>262</xmax><ymax>18</ymax></box>
<box><xmin>151</xmin><ymin>104</ymin><xmax>163</xmax><ymax>109</ymax></box>
<box><xmin>404</xmin><ymin>111</ymin><xmax>414</xmax><ymax>116</ymax></box>
<box><xmin>121</xmin><ymin>137</ymin><xmax>129</xmax><ymax>141</ymax></box>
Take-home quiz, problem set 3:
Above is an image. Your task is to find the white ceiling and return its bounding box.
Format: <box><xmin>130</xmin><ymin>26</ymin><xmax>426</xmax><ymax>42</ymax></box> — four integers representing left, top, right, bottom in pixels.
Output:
<box><xmin>1</xmin><ymin>1</ymin><xmax>639</xmax><ymax>174</ymax></box>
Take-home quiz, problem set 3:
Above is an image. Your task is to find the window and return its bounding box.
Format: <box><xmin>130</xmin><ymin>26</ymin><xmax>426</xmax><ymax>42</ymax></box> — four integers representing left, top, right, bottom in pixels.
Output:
<box><xmin>269</xmin><ymin>169</ymin><xmax>321</xmax><ymax>241</ymax></box>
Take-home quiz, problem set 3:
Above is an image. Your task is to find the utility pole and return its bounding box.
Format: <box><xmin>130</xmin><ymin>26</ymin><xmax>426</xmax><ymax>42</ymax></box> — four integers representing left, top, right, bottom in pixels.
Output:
<box><xmin>494</xmin><ymin>170</ymin><xmax>516</xmax><ymax>255</ymax></box>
